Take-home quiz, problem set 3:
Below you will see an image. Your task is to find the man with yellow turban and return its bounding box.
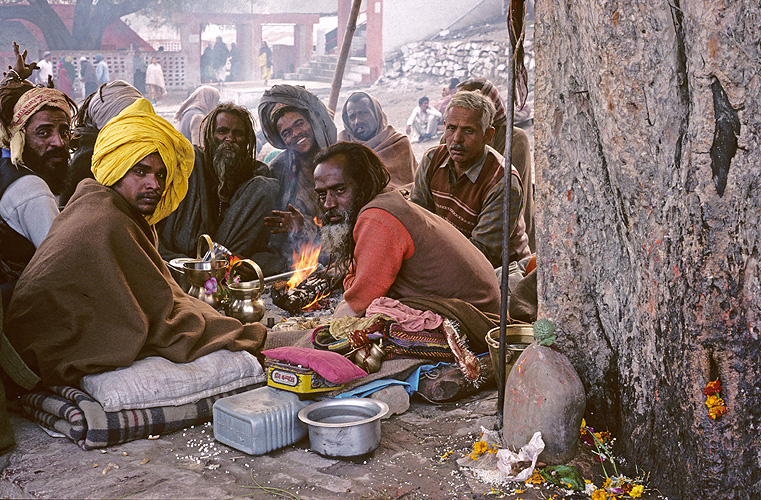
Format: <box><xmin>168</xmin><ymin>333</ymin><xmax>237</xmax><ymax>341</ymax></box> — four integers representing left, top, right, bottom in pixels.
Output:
<box><xmin>5</xmin><ymin>98</ymin><xmax>268</xmax><ymax>387</ymax></box>
<box><xmin>0</xmin><ymin>42</ymin><xmax>77</xmax><ymax>308</ymax></box>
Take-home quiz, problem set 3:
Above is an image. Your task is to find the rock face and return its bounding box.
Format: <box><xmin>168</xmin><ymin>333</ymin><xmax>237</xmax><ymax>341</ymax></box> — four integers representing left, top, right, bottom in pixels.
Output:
<box><xmin>501</xmin><ymin>344</ymin><xmax>585</xmax><ymax>464</ymax></box>
<box><xmin>535</xmin><ymin>1</ymin><xmax>761</xmax><ymax>497</ymax></box>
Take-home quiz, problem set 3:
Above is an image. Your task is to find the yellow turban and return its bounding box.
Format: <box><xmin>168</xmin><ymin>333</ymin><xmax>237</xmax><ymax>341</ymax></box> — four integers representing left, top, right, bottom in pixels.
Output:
<box><xmin>92</xmin><ymin>98</ymin><xmax>194</xmax><ymax>225</ymax></box>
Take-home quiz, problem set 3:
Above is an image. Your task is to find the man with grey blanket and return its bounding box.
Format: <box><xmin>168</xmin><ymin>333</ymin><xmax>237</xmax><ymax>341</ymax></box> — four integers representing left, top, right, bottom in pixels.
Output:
<box><xmin>157</xmin><ymin>103</ymin><xmax>285</xmax><ymax>275</ymax></box>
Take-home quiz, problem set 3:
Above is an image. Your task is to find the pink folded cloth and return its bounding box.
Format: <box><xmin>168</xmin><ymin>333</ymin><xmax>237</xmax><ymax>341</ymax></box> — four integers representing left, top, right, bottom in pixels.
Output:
<box><xmin>262</xmin><ymin>347</ymin><xmax>367</xmax><ymax>384</ymax></box>
<box><xmin>366</xmin><ymin>297</ymin><xmax>444</xmax><ymax>331</ymax></box>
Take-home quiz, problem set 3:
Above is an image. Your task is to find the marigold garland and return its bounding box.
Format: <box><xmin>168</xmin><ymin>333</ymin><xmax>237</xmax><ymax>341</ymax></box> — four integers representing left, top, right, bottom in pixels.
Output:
<box><xmin>468</xmin><ymin>439</ymin><xmax>499</xmax><ymax>460</ymax></box>
<box><xmin>703</xmin><ymin>378</ymin><xmax>727</xmax><ymax>420</ymax></box>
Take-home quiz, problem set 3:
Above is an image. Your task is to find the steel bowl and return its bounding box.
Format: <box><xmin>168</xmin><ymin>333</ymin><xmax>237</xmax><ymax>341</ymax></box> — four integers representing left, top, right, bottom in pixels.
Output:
<box><xmin>298</xmin><ymin>398</ymin><xmax>389</xmax><ymax>458</ymax></box>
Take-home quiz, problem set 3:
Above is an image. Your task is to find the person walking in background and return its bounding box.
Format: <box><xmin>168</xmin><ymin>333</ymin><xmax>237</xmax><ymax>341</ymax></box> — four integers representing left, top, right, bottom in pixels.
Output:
<box><xmin>259</xmin><ymin>41</ymin><xmax>273</xmax><ymax>85</ymax></box>
<box><xmin>79</xmin><ymin>57</ymin><xmax>98</xmax><ymax>97</ymax></box>
<box><xmin>200</xmin><ymin>45</ymin><xmax>214</xmax><ymax>83</ymax></box>
<box><xmin>36</xmin><ymin>52</ymin><xmax>53</xmax><ymax>86</ymax></box>
<box><xmin>57</xmin><ymin>65</ymin><xmax>73</xmax><ymax>98</ymax></box>
<box><xmin>57</xmin><ymin>57</ymin><xmax>75</xmax><ymax>98</ymax></box>
<box><xmin>94</xmin><ymin>55</ymin><xmax>109</xmax><ymax>85</ymax></box>
<box><xmin>229</xmin><ymin>43</ymin><xmax>241</xmax><ymax>82</ymax></box>
<box><xmin>145</xmin><ymin>57</ymin><xmax>166</xmax><ymax>104</ymax></box>
<box><xmin>133</xmin><ymin>49</ymin><xmax>147</xmax><ymax>94</ymax></box>
<box><xmin>211</xmin><ymin>37</ymin><xmax>229</xmax><ymax>84</ymax></box>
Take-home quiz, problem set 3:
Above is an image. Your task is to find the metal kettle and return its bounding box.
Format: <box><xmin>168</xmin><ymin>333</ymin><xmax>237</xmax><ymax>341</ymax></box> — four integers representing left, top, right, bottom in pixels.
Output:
<box><xmin>183</xmin><ymin>234</ymin><xmax>228</xmax><ymax>309</ymax></box>
<box><xmin>226</xmin><ymin>259</ymin><xmax>266</xmax><ymax>323</ymax></box>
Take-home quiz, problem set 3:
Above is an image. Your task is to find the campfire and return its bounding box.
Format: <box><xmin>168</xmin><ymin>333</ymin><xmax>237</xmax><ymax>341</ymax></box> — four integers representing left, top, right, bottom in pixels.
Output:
<box><xmin>271</xmin><ymin>242</ymin><xmax>340</xmax><ymax>314</ymax></box>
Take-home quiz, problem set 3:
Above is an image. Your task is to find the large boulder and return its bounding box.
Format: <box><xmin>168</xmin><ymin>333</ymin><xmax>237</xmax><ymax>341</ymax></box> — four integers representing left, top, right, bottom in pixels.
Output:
<box><xmin>501</xmin><ymin>343</ymin><xmax>585</xmax><ymax>464</ymax></box>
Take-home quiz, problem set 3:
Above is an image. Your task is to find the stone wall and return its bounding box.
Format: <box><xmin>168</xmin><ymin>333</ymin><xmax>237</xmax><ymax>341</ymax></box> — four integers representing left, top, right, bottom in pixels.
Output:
<box><xmin>385</xmin><ymin>37</ymin><xmax>533</xmax><ymax>85</ymax></box>
<box><xmin>535</xmin><ymin>1</ymin><xmax>760</xmax><ymax>498</ymax></box>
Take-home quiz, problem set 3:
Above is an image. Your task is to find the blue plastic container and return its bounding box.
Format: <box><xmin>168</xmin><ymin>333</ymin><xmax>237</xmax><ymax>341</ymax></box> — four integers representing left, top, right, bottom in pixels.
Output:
<box><xmin>213</xmin><ymin>386</ymin><xmax>311</xmax><ymax>455</ymax></box>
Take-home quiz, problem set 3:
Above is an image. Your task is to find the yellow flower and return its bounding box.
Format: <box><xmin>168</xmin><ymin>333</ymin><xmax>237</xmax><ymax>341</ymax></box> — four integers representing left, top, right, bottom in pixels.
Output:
<box><xmin>473</xmin><ymin>440</ymin><xmax>489</xmax><ymax>454</ymax></box>
<box><xmin>705</xmin><ymin>394</ymin><xmax>724</xmax><ymax>408</ymax></box>
<box><xmin>591</xmin><ymin>489</ymin><xmax>609</xmax><ymax>500</ymax></box>
<box><xmin>629</xmin><ymin>484</ymin><xmax>644</xmax><ymax>498</ymax></box>
<box><xmin>525</xmin><ymin>470</ymin><xmax>545</xmax><ymax>485</ymax></box>
<box><xmin>603</xmin><ymin>477</ymin><xmax>613</xmax><ymax>489</ymax></box>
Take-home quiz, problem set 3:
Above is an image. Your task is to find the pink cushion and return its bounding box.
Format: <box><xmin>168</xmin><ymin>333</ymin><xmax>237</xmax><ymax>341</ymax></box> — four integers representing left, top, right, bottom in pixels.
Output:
<box><xmin>262</xmin><ymin>347</ymin><xmax>367</xmax><ymax>384</ymax></box>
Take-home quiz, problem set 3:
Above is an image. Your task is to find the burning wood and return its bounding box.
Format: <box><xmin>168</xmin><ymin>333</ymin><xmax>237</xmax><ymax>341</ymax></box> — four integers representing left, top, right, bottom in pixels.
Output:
<box><xmin>271</xmin><ymin>267</ymin><xmax>339</xmax><ymax>314</ymax></box>
<box><xmin>271</xmin><ymin>241</ymin><xmax>340</xmax><ymax>314</ymax></box>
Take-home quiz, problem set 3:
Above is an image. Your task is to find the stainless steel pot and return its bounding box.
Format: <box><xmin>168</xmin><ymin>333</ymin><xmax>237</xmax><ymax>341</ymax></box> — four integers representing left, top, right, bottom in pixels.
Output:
<box><xmin>298</xmin><ymin>398</ymin><xmax>389</xmax><ymax>458</ymax></box>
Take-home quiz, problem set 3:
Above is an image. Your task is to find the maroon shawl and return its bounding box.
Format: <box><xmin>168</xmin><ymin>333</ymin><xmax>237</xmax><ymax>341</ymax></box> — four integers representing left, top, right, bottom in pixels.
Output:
<box><xmin>339</xmin><ymin>92</ymin><xmax>417</xmax><ymax>188</ymax></box>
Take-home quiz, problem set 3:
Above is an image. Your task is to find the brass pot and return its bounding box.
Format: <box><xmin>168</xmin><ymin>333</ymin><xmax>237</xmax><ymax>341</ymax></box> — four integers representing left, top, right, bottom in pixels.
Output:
<box><xmin>354</xmin><ymin>343</ymin><xmax>385</xmax><ymax>373</ymax></box>
<box><xmin>485</xmin><ymin>324</ymin><xmax>534</xmax><ymax>381</ymax></box>
<box><xmin>226</xmin><ymin>259</ymin><xmax>266</xmax><ymax>324</ymax></box>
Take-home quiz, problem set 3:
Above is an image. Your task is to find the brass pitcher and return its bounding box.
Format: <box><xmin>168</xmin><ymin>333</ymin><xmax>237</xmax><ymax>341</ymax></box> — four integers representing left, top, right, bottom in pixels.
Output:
<box><xmin>226</xmin><ymin>259</ymin><xmax>266</xmax><ymax>323</ymax></box>
<box><xmin>183</xmin><ymin>234</ymin><xmax>228</xmax><ymax>309</ymax></box>
<box><xmin>354</xmin><ymin>343</ymin><xmax>386</xmax><ymax>374</ymax></box>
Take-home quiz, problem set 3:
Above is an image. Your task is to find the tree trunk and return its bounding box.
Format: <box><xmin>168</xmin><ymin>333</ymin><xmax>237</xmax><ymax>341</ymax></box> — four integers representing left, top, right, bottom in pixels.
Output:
<box><xmin>72</xmin><ymin>0</ymin><xmax>150</xmax><ymax>50</ymax></box>
<box><xmin>534</xmin><ymin>1</ymin><xmax>760</xmax><ymax>498</ymax></box>
<box><xmin>0</xmin><ymin>2</ymin><xmax>74</xmax><ymax>50</ymax></box>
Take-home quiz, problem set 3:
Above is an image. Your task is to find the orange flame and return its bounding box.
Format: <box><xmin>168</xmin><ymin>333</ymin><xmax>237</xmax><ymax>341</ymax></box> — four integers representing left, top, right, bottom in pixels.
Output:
<box><xmin>302</xmin><ymin>292</ymin><xmax>329</xmax><ymax>310</ymax></box>
<box><xmin>313</xmin><ymin>216</ymin><xmax>322</xmax><ymax>228</ymax></box>
<box><xmin>286</xmin><ymin>242</ymin><xmax>320</xmax><ymax>290</ymax></box>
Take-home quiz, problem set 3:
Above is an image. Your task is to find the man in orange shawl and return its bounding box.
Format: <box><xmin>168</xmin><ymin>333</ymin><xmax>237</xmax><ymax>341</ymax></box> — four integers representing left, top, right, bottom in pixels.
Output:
<box><xmin>339</xmin><ymin>92</ymin><xmax>417</xmax><ymax>189</ymax></box>
<box><xmin>5</xmin><ymin>99</ymin><xmax>267</xmax><ymax>387</ymax></box>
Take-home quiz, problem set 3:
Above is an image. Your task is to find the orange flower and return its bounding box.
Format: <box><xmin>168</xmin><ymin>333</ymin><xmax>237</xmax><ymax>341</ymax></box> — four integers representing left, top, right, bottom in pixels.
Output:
<box><xmin>591</xmin><ymin>489</ymin><xmax>609</xmax><ymax>500</ymax></box>
<box><xmin>703</xmin><ymin>379</ymin><xmax>721</xmax><ymax>396</ymax></box>
<box><xmin>709</xmin><ymin>404</ymin><xmax>727</xmax><ymax>420</ymax></box>
<box><xmin>525</xmin><ymin>470</ymin><xmax>545</xmax><ymax>485</ymax></box>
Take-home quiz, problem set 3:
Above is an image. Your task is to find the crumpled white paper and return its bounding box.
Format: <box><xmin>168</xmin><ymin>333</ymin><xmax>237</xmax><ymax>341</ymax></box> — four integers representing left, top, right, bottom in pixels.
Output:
<box><xmin>496</xmin><ymin>431</ymin><xmax>545</xmax><ymax>481</ymax></box>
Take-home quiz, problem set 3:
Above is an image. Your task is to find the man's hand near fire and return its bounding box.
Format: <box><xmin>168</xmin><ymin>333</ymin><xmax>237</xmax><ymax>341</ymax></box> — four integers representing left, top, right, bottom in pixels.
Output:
<box><xmin>265</xmin><ymin>204</ymin><xmax>305</xmax><ymax>235</ymax></box>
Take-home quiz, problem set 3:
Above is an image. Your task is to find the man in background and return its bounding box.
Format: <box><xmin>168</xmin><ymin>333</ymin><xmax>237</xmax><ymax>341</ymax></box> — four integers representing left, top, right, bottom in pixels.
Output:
<box><xmin>94</xmin><ymin>55</ymin><xmax>110</xmax><ymax>86</ymax></box>
<box><xmin>406</xmin><ymin>96</ymin><xmax>441</xmax><ymax>143</ymax></box>
<box><xmin>339</xmin><ymin>91</ymin><xmax>416</xmax><ymax>189</ymax></box>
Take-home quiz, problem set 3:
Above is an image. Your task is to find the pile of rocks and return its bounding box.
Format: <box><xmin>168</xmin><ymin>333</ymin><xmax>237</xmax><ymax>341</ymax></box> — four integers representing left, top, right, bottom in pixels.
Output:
<box><xmin>384</xmin><ymin>38</ymin><xmax>534</xmax><ymax>85</ymax></box>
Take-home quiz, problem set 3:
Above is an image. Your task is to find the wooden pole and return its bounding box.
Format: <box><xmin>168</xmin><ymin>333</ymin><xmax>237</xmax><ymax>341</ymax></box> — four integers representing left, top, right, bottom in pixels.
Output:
<box><xmin>328</xmin><ymin>0</ymin><xmax>363</xmax><ymax>114</ymax></box>
<box><xmin>497</xmin><ymin>20</ymin><xmax>518</xmax><ymax>433</ymax></box>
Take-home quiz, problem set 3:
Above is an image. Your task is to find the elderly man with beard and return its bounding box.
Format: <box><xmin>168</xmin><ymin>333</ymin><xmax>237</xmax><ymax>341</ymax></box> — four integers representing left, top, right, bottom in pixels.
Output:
<box><xmin>0</xmin><ymin>42</ymin><xmax>77</xmax><ymax>307</ymax></box>
<box><xmin>5</xmin><ymin>98</ymin><xmax>267</xmax><ymax>387</ymax></box>
<box><xmin>410</xmin><ymin>91</ymin><xmax>530</xmax><ymax>268</ymax></box>
<box><xmin>157</xmin><ymin>103</ymin><xmax>284</xmax><ymax>275</ymax></box>
<box><xmin>338</xmin><ymin>92</ymin><xmax>417</xmax><ymax>189</ymax></box>
<box><xmin>313</xmin><ymin>142</ymin><xmax>500</xmax><ymax>319</ymax></box>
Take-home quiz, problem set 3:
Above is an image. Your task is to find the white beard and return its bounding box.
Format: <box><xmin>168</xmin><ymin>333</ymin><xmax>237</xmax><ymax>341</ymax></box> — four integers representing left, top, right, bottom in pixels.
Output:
<box><xmin>320</xmin><ymin>221</ymin><xmax>353</xmax><ymax>261</ymax></box>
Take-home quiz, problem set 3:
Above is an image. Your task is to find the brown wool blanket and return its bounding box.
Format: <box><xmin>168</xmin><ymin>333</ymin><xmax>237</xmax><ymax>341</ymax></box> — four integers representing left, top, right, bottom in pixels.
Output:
<box><xmin>6</xmin><ymin>179</ymin><xmax>267</xmax><ymax>387</ymax></box>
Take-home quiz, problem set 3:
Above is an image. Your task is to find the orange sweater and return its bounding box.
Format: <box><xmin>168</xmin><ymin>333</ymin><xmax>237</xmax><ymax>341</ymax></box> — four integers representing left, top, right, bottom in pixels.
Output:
<box><xmin>343</xmin><ymin>208</ymin><xmax>414</xmax><ymax>313</ymax></box>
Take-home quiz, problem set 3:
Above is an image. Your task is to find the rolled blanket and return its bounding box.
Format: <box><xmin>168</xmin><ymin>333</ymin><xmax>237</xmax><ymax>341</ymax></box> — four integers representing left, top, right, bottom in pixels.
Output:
<box><xmin>20</xmin><ymin>384</ymin><xmax>258</xmax><ymax>450</ymax></box>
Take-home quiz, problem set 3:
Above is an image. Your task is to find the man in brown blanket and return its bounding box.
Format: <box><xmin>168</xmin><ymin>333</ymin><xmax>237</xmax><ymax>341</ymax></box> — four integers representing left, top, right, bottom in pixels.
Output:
<box><xmin>5</xmin><ymin>98</ymin><xmax>267</xmax><ymax>387</ymax></box>
<box><xmin>338</xmin><ymin>92</ymin><xmax>417</xmax><ymax>189</ymax></box>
